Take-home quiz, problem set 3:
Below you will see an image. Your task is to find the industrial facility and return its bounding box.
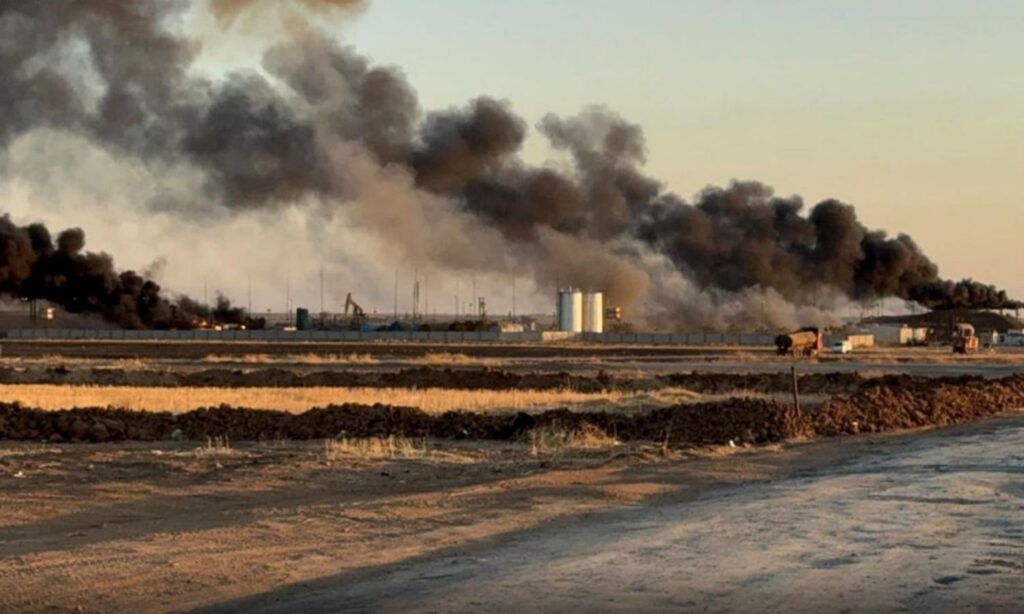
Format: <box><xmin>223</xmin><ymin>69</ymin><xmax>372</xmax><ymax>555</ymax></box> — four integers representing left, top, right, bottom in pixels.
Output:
<box><xmin>4</xmin><ymin>286</ymin><xmax>1024</xmax><ymax>352</ymax></box>
<box><xmin>556</xmin><ymin>288</ymin><xmax>605</xmax><ymax>334</ymax></box>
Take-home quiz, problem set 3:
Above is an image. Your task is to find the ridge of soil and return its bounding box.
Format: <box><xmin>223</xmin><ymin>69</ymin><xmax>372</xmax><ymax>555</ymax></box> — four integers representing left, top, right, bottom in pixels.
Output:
<box><xmin>0</xmin><ymin>366</ymin><xmax>867</xmax><ymax>394</ymax></box>
<box><xmin>2</xmin><ymin>375</ymin><xmax>1023</xmax><ymax>447</ymax></box>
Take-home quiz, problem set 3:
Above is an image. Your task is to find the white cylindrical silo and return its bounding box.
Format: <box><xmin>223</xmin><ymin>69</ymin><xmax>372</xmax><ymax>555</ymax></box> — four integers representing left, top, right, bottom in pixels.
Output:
<box><xmin>570</xmin><ymin>290</ymin><xmax>583</xmax><ymax>332</ymax></box>
<box><xmin>558</xmin><ymin>288</ymin><xmax>583</xmax><ymax>332</ymax></box>
<box><xmin>583</xmin><ymin>291</ymin><xmax>604</xmax><ymax>333</ymax></box>
<box><xmin>558</xmin><ymin>289</ymin><xmax>573</xmax><ymax>332</ymax></box>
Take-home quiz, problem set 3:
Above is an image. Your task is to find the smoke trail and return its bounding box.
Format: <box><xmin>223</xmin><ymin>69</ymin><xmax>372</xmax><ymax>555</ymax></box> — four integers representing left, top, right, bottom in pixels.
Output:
<box><xmin>0</xmin><ymin>0</ymin><xmax>1016</xmax><ymax>332</ymax></box>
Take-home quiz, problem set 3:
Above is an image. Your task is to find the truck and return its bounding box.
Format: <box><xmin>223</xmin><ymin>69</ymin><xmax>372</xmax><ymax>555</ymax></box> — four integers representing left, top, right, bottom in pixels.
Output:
<box><xmin>775</xmin><ymin>327</ymin><xmax>823</xmax><ymax>357</ymax></box>
<box><xmin>952</xmin><ymin>323</ymin><xmax>979</xmax><ymax>354</ymax></box>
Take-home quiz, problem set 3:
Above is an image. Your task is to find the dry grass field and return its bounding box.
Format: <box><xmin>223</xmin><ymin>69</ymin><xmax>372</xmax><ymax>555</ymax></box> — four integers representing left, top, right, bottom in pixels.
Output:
<box><xmin>0</xmin><ymin>350</ymin><xmax>507</xmax><ymax>369</ymax></box>
<box><xmin>199</xmin><ymin>351</ymin><xmax>505</xmax><ymax>365</ymax></box>
<box><xmin>201</xmin><ymin>352</ymin><xmax>381</xmax><ymax>365</ymax></box>
<box><xmin>0</xmin><ymin>384</ymin><xmax>710</xmax><ymax>414</ymax></box>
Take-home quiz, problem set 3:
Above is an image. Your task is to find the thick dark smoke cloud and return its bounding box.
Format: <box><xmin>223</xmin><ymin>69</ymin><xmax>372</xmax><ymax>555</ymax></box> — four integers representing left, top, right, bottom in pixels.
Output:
<box><xmin>0</xmin><ymin>215</ymin><xmax>239</xmax><ymax>328</ymax></box>
<box><xmin>636</xmin><ymin>182</ymin><xmax>950</xmax><ymax>306</ymax></box>
<box><xmin>439</xmin><ymin>108</ymin><xmax>660</xmax><ymax>243</ymax></box>
<box><xmin>0</xmin><ymin>1</ymin><xmax>193</xmax><ymax>152</ymax></box>
<box><xmin>413</xmin><ymin>102</ymin><xmax>1018</xmax><ymax>312</ymax></box>
<box><xmin>411</xmin><ymin>98</ymin><xmax>527</xmax><ymax>195</ymax></box>
<box><xmin>182</xmin><ymin>74</ymin><xmax>325</xmax><ymax>207</ymax></box>
<box><xmin>539</xmin><ymin>109</ymin><xmax>661</xmax><ymax>240</ymax></box>
<box><xmin>0</xmin><ymin>0</ymin><xmax>1017</xmax><ymax>329</ymax></box>
<box><xmin>908</xmin><ymin>279</ymin><xmax>1019</xmax><ymax>311</ymax></box>
<box><xmin>262</xmin><ymin>34</ymin><xmax>419</xmax><ymax>167</ymax></box>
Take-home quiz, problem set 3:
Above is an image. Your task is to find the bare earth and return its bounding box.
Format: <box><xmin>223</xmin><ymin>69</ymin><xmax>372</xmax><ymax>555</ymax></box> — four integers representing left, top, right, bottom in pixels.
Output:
<box><xmin>2</xmin><ymin>414</ymin><xmax>1022</xmax><ymax>613</ymax></box>
<box><xmin>5</xmin><ymin>340</ymin><xmax>1024</xmax><ymax>377</ymax></box>
<box><xmin>2</xmin><ymin>342</ymin><xmax>1023</xmax><ymax>612</ymax></box>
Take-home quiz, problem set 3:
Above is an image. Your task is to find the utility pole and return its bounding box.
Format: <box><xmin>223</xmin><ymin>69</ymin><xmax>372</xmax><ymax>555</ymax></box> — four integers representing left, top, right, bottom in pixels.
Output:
<box><xmin>791</xmin><ymin>366</ymin><xmax>801</xmax><ymax>413</ymax></box>
<box><xmin>512</xmin><ymin>276</ymin><xmax>517</xmax><ymax>323</ymax></box>
<box><xmin>393</xmin><ymin>269</ymin><xmax>399</xmax><ymax>321</ymax></box>
<box><xmin>320</xmin><ymin>268</ymin><xmax>325</xmax><ymax>315</ymax></box>
<box><xmin>247</xmin><ymin>274</ymin><xmax>252</xmax><ymax>315</ymax></box>
<box><xmin>455</xmin><ymin>280</ymin><xmax>460</xmax><ymax>319</ymax></box>
<box><xmin>413</xmin><ymin>279</ymin><xmax>420</xmax><ymax>323</ymax></box>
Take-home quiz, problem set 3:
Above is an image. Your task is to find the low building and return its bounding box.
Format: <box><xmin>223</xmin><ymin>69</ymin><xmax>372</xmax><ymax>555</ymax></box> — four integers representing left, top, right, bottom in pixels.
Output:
<box><xmin>859</xmin><ymin>324</ymin><xmax>928</xmax><ymax>346</ymax></box>
<box><xmin>997</xmin><ymin>330</ymin><xmax>1024</xmax><ymax>347</ymax></box>
<box><xmin>825</xmin><ymin>333</ymin><xmax>875</xmax><ymax>349</ymax></box>
<box><xmin>846</xmin><ymin>333</ymin><xmax>875</xmax><ymax>349</ymax></box>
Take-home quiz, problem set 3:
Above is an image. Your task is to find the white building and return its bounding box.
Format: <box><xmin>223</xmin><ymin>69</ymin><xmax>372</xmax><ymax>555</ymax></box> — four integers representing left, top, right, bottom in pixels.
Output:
<box><xmin>997</xmin><ymin>329</ymin><xmax>1024</xmax><ymax>346</ymax></box>
<box><xmin>859</xmin><ymin>324</ymin><xmax>928</xmax><ymax>346</ymax></box>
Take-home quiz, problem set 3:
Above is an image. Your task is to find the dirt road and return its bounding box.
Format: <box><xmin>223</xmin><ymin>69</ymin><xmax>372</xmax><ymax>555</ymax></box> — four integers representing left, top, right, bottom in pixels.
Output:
<box><xmin>3</xmin><ymin>416</ymin><xmax>1021</xmax><ymax>613</ymax></box>
<box><xmin>209</xmin><ymin>416</ymin><xmax>1024</xmax><ymax>613</ymax></box>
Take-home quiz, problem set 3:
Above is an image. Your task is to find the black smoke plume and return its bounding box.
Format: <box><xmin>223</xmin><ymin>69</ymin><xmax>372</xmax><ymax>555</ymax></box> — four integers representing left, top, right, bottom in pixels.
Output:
<box><xmin>0</xmin><ymin>1</ymin><xmax>1016</xmax><ymax>328</ymax></box>
<box><xmin>0</xmin><ymin>215</ymin><xmax>250</xmax><ymax>329</ymax></box>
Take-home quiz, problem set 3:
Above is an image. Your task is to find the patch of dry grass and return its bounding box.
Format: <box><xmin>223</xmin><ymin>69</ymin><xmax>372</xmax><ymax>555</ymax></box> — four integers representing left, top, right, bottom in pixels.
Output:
<box><xmin>324</xmin><ymin>436</ymin><xmax>426</xmax><ymax>461</ymax></box>
<box><xmin>199</xmin><ymin>350</ymin><xmax>507</xmax><ymax>367</ymax></box>
<box><xmin>528</xmin><ymin>423</ymin><xmax>620</xmax><ymax>456</ymax></box>
<box><xmin>194</xmin><ymin>436</ymin><xmax>236</xmax><ymax>457</ymax></box>
<box><xmin>414</xmin><ymin>352</ymin><xmax>503</xmax><ymax>366</ymax></box>
<box><xmin>0</xmin><ymin>445</ymin><xmax>62</xmax><ymax>459</ymax></box>
<box><xmin>201</xmin><ymin>353</ymin><xmax>378</xmax><ymax>365</ymax></box>
<box><xmin>0</xmin><ymin>355</ymin><xmax>153</xmax><ymax>370</ymax></box>
<box><xmin>0</xmin><ymin>384</ymin><xmax>686</xmax><ymax>414</ymax></box>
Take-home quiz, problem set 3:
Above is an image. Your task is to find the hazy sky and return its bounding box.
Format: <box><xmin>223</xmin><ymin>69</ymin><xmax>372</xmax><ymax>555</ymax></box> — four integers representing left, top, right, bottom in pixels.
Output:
<box><xmin>335</xmin><ymin>0</ymin><xmax>1023</xmax><ymax>296</ymax></box>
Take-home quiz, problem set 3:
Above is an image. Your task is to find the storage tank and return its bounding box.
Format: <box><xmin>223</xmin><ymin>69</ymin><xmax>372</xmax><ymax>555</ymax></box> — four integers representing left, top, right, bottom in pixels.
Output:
<box><xmin>558</xmin><ymin>289</ymin><xmax>583</xmax><ymax>332</ymax></box>
<box><xmin>295</xmin><ymin>307</ymin><xmax>311</xmax><ymax>331</ymax></box>
<box><xmin>583</xmin><ymin>292</ymin><xmax>604</xmax><ymax>333</ymax></box>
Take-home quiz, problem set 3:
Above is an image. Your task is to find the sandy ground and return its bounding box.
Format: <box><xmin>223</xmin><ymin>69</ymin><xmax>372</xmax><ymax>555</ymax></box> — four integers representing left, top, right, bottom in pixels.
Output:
<box><xmin>0</xmin><ymin>415</ymin><xmax>1020</xmax><ymax>613</ymax></box>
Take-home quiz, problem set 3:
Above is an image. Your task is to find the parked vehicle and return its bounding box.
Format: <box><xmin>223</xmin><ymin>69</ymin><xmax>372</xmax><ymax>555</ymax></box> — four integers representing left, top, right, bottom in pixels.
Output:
<box><xmin>831</xmin><ymin>340</ymin><xmax>853</xmax><ymax>354</ymax></box>
<box><xmin>775</xmin><ymin>327</ymin><xmax>823</xmax><ymax>357</ymax></box>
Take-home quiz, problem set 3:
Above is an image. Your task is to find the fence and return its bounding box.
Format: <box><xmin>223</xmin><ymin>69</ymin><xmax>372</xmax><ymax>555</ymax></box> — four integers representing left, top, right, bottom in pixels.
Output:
<box><xmin>3</xmin><ymin>328</ymin><xmax>777</xmax><ymax>346</ymax></box>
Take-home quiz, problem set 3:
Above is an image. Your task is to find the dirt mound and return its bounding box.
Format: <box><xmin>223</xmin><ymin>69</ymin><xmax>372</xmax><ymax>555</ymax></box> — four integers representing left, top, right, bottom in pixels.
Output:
<box><xmin>634</xmin><ymin>399</ymin><xmax>811</xmax><ymax>445</ymax></box>
<box><xmin>3</xmin><ymin>375</ymin><xmax>1021</xmax><ymax>447</ymax></box>
<box><xmin>0</xmin><ymin>398</ymin><xmax>798</xmax><ymax>446</ymax></box>
<box><xmin>815</xmin><ymin>374</ymin><xmax>1024</xmax><ymax>435</ymax></box>
<box><xmin>657</xmin><ymin>371</ymin><xmax>864</xmax><ymax>395</ymax></box>
<box><xmin>175</xmin><ymin>367</ymin><xmax>635</xmax><ymax>392</ymax></box>
<box><xmin>0</xmin><ymin>365</ymin><xmax>869</xmax><ymax>394</ymax></box>
<box><xmin>0</xmin><ymin>366</ymin><xmax>636</xmax><ymax>391</ymax></box>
